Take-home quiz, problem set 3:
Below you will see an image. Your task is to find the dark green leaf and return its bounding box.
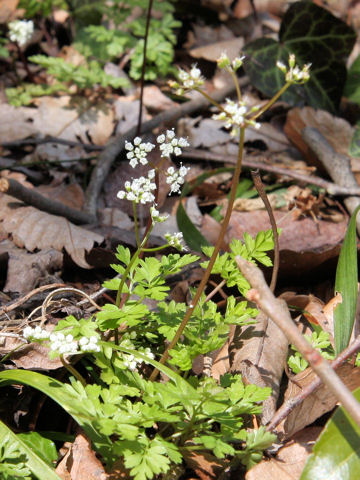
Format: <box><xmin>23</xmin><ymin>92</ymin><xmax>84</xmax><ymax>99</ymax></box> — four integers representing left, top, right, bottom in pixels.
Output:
<box><xmin>334</xmin><ymin>206</ymin><xmax>360</xmax><ymax>353</ymax></box>
<box><xmin>176</xmin><ymin>201</ymin><xmax>210</xmax><ymax>252</ymax></box>
<box><xmin>300</xmin><ymin>387</ymin><xmax>360</xmax><ymax>480</ymax></box>
<box><xmin>243</xmin><ymin>1</ymin><xmax>356</xmax><ymax>112</ymax></box>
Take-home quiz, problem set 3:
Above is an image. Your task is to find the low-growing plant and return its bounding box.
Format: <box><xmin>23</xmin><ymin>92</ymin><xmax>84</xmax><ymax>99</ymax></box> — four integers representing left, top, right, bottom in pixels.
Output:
<box><xmin>0</xmin><ymin>53</ymin><xmax>311</xmax><ymax>479</ymax></box>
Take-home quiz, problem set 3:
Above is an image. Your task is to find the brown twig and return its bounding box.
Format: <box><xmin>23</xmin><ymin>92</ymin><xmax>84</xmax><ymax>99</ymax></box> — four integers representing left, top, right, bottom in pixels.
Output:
<box><xmin>181</xmin><ymin>148</ymin><xmax>360</xmax><ymax>196</ymax></box>
<box><xmin>0</xmin><ymin>283</ymin><xmax>66</xmax><ymax>318</ymax></box>
<box><xmin>267</xmin><ymin>334</ymin><xmax>360</xmax><ymax>432</ymax></box>
<box><xmin>1</xmin><ymin>136</ymin><xmax>103</xmax><ymax>152</ymax></box>
<box><xmin>302</xmin><ymin>127</ymin><xmax>360</xmax><ymax>234</ymax></box>
<box><xmin>0</xmin><ymin>177</ymin><xmax>96</xmax><ymax>225</ymax></box>
<box><xmin>84</xmin><ymin>81</ymin><xmax>243</xmax><ymax>217</ymax></box>
<box><xmin>235</xmin><ymin>256</ymin><xmax>360</xmax><ymax>428</ymax></box>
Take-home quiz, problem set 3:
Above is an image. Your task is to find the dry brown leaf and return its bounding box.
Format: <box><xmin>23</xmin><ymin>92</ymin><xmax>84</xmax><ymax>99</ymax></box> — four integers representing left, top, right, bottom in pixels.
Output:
<box><xmin>276</xmin><ymin>363</ymin><xmax>360</xmax><ymax>439</ymax></box>
<box><xmin>284</xmin><ymin>107</ymin><xmax>360</xmax><ymax>173</ymax></box>
<box><xmin>56</xmin><ymin>433</ymin><xmax>108</xmax><ymax>480</ymax></box>
<box><xmin>229</xmin><ymin>310</ymin><xmax>289</xmax><ymax>424</ymax></box>
<box><xmin>0</xmin><ymin>194</ymin><xmax>103</xmax><ymax>268</ymax></box>
<box><xmin>182</xmin><ymin>449</ymin><xmax>227</xmax><ymax>480</ymax></box>
<box><xmin>190</xmin><ymin>37</ymin><xmax>244</xmax><ymax>63</ymax></box>
<box><xmin>0</xmin><ymin>337</ymin><xmax>63</xmax><ymax>370</ymax></box>
<box><xmin>0</xmin><ymin>0</ymin><xmax>18</xmax><ymax>23</ymax></box>
<box><xmin>217</xmin><ymin>209</ymin><xmax>348</xmax><ymax>275</ymax></box>
<box><xmin>0</xmin><ymin>96</ymin><xmax>114</xmax><ymax>146</ymax></box>
<box><xmin>37</xmin><ymin>182</ymin><xmax>84</xmax><ymax>210</ymax></box>
<box><xmin>143</xmin><ymin>85</ymin><xmax>177</xmax><ymax>111</ymax></box>
<box><xmin>246</xmin><ymin>427</ymin><xmax>322</xmax><ymax>480</ymax></box>
<box><xmin>0</xmin><ymin>239</ymin><xmax>63</xmax><ymax>293</ymax></box>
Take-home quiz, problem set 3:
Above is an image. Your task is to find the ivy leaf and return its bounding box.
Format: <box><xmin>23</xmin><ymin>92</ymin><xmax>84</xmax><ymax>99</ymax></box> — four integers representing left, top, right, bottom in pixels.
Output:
<box><xmin>243</xmin><ymin>0</ymin><xmax>356</xmax><ymax>112</ymax></box>
<box><xmin>349</xmin><ymin>122</ymin><xmax>360</xmax><ymax>158</ymax></box>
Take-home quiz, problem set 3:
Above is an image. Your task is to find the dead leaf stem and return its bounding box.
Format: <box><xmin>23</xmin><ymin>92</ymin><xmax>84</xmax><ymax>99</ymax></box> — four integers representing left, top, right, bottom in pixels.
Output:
<box><xmin>235</xmin><ymin>255</ymin><xmax>360</xmax><ymax>428</ymax></box>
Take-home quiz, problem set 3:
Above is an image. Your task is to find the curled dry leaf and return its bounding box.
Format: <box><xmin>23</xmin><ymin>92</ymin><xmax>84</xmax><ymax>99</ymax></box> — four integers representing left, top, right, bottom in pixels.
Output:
<box><xmin>0</xmin><ymin>194</ymin><xmax>103</xmax><ymax>269</ymax></box>
<box><xmin>276</xmin><ymin>363</ymin><xmax>360</xmax><ymax>440</ymax></box>
<box><xmin>0</xmin><ymin>337</ymin><xmax>63</xmax><ymax>370</ymax></box>
<box><xmin>284</xmin><ymin>106</ymin><xmax>360</xmax><ymax>174</ymax></box>
<box><xmin>56</xmin><ymin>432</ymin><xmax>108</xmax><ymax>480</ymax></box>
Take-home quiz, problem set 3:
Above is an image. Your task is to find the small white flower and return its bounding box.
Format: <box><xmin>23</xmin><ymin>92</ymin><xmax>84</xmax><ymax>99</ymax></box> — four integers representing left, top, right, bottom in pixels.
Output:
<box><xmin>8</xmin><ymin>19</ymin><xmax>34</xmax><ymax>47</ymax></box>
<box><xmin>277</xmin><ymin>54</ymin><xmax>311</xmax><ymax>84</ymax></box>
<box><xmin>165</xmin><ymin>163</ymin><xmax>190</xmax><ymax>194</ymax></box>
<box><xmin>117</xmin><ymin>170</ymin><xmax>156</xmax><ymax>204</ymax></box>
<box><xmin>157</xmin><ymin>129</ymin><xmax>189</xmax><ymax>158</ymax></box>
<box><xmin>165</xmin><ymin>232</ymin><xmax>187</xmax><ymax>251</ymax></box>
<box><xmin>150</xmin><ymin>205</ymin><xmax>169</xmax><ymax>224</ymax></box>
<box><xmin>124</xmin><ymin>138</ymin><xmax>155</xmax><ymax>168</ymax></box>
<box><xmin>169</xmin><ymin>65</ymin><xmax>205</xmax><ymax>95</ymax></box>
<box><xmin>213</xmin><ymin>98</ymin><xmax>261</xmax><ymax>136</ymax></box>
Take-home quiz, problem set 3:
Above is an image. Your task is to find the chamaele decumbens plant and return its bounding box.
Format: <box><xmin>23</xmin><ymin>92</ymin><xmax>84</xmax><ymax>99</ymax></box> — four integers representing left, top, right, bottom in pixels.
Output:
<box><xmin>0</xmin><ymin>54</ymin><xmax>311</xmax><ymax>479</ymax></box>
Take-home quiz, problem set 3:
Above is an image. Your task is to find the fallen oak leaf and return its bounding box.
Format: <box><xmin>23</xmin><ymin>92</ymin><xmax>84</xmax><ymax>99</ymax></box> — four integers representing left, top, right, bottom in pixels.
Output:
<box><xmin>0</xmin><ymin>194</ymin><xmax>103</xmax><ymax>269</ymax></box>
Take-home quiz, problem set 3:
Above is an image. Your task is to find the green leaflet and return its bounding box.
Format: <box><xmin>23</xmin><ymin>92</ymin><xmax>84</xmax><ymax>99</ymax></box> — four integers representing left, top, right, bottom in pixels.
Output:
<box><xmin>334</xmin><ymin>206</ymin><xmax>360</xmax><ymax>354</ymax></box>
<box><xmin>300</xmin><ymin>387</ymin><xmax>360</xmax><ymax>480</ymax></box>
<box><xmin>0</xmin><ymin>420</ymin><xmax>61</xmax><ymax>480</ymax></box>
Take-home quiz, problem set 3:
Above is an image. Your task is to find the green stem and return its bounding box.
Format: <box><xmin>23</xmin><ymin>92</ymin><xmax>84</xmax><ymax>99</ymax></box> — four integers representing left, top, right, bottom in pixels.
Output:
<box><xmin>133</xmin><ymin>201</ymin><xmax>140</xmax><ymax>247</ymax></box>
<box><xmin>195</xmin><ymin>88</ymin><xmax>226</xmax><ymax>113</ymax></box>
<box><xmin>115</xmin><ymin>228</ymin><xmax>152</xmax><ymax>307</ymax></box>
<box><xmin>229</xmin><ymin>69</ymin><xmax>242</xmax><ymax>102</ymax></box>
<box><xmin>60</xmin><ymin>355</ymin><xmax>86</xmax><ymax>387</ymax></box>
<box><xmin>141</xmin><ymin>244</ymin><xmax>169</xmax><ymax>253</ymax></box>
<box><xmin>149</xmin><ymin>126</ymin><xmax>246</xmax><ymax>381</ymax></box>
<box><xmin>249</xmin><ymin>81</ymin><xmax>291</xmax><ymax>122</ymax></box>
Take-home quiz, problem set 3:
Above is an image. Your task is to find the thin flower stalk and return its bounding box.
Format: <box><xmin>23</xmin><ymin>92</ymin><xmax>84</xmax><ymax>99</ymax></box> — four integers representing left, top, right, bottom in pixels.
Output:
<box><xmin>150</xmin><ymin>126</ymin><xmax>246</xmax><ymax>380</ymax></box>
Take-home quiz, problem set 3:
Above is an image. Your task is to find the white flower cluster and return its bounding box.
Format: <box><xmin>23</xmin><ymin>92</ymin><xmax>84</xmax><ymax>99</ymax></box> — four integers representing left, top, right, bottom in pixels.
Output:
<box><xmin>217</xmin><ymin>53</ymin><xmax>245</xmax><ymax>72</ymax></box>
<box><xmin>125</xmin><ymin>137</ymin><xmax>155</xmax><ymax>168</ymax></box>
<box><xmin>157</xmin><ymin>129</ymin><xmax>190</xmax><ymax>158</ymax></box>
<box><xmin>169</xmin><ymin>65</ymin><xmax>204</xmax><ymax>95</ymax></box>
<box><xmin>122</xmin><ymin>348</ymin><xmax>155</xmax><ymax>372</ymax></box>
<box><xmin>150</xmin><ymin>206</ymin><xmax>169</xmax><ymax>225</ymax></box>
<box><xmin>8</xmin><ymin>20</ymin><xmax>34</xmax><ymax>47</ymax></box>
<box><xmin>166</xmin><ymin>164</ymin><xmax>190</xmax><ymax>194</ymax></box>
<box><xmin>276</xmin><ymin>54</ymin><xmax>311</xmax><ymax>84</ymax></box>
<box><xmin>117</xmin><ymin>169</ymin><xmax>156</xmax><ymax>204</ymax></box>
<box><xmin>165</xmin><ymin>232</ymin><xmax>187</xmax><ymax>251</ymax></box>
<box><xmin>212</xmin><ymin>98</ymin><xmax>261</xmax><ymax>137</ymax></box>
<box><xmin>23</xmin><ymin>326</ymin><xmax>50</xmax><ymax>340</ymax></box>
<box><xmin>117</xmin><ymin>130</ymin><xmax>190</xmax><ymax>205</ymax></box>
<box><xmin>23</xmin><ymin>326</ymin><xmax>101</xmax><ymax>355</ymax></box>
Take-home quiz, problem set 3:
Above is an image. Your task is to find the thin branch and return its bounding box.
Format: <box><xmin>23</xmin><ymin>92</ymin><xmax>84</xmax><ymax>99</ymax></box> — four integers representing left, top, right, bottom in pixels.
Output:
<box><xmin>235</xmin><ymin>256</ymin><xmax>360</xmax><ymax>428</ymax></box>
<box><xmin>181</xmin><ymin>149</ymin><xmax>360</xmax><ymax>197</ymax></box>
<box><xmin>267</xmin><ymin>334</ymin><xmax>360</xmax><ymax>432</ymax></box>
<box><xmin>0</xmin><ymin>177</ymin><xmax>96</xmax><ymax>225</ymax></box>
<box><xmin>1</xmin><ymin>135</ymin><xmax>103</xmax><ymax>152</ymax></box>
